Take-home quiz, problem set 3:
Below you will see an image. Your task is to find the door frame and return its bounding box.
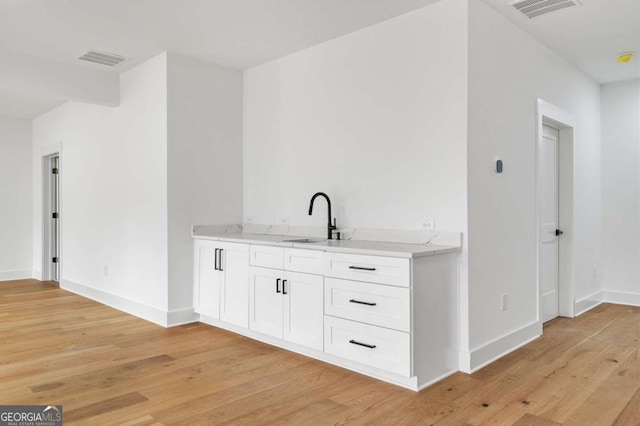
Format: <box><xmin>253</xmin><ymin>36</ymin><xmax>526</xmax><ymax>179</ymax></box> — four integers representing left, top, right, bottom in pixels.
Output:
<box><xmin>41</xmin><ymin>143</ymin><xmax>62</xmax><ymax>282</ymax></box>
<box><xmin>536</xmin><ymin>99</ymin><xmax>575</xmax><ymax>321</ymax></box>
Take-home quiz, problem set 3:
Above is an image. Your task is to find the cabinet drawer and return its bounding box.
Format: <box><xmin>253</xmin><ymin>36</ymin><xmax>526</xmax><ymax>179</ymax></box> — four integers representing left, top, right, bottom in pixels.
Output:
<box><xmin>324</xmin><ymin>316</ymin><xmax>410</xmax><ymax>376</ymax></box>
<box><xmin>324</xmin><ymin>253</ymin><xmax>410</xmax><ymax>287</ymax></box>
<box><xmin>284</xmin><ymin>248</ymin><xmax>323</xmax><ymax>275</ymax></box>
<box><xmin>249</xmin><ymin>245</ymin><xmax>283</xmax><ymax>269</ymax></box>
<box><xmin>324</xmin><ymin>278</ymin><xmax>410</xmax><ymax>332</ymax></box>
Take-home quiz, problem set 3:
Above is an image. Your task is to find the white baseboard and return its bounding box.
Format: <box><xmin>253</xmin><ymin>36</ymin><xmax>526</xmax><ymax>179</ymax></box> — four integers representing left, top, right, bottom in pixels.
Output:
<box><xmin>574</xmin><ymin>291</ymin><xmax>604</xmax><ymax>316</ymax></box>
<box><xmin>602</xmin><ymin>290</ymin><xmax>640</xmax><ymax>307</ymax></box>
<box><xmin>459</xmin><ymin>321</ymin><xmax>542</xmax><ymax>374</ymax></box>
<box><xmin>167</xmin><ymin>308</ymin><xmax>198</xmax><ymax>326</ymax></box>
<box><xmin>573</xmin><ymin>290</ymin><xmax>640</xmax><ymax>316</ymax></box>
<box><xmin>460</xmin><ymin>292</ymin><xmax>640</xmax><ymax>374</ymax></box>
<box><xmin>0</xmin><ymin>270</ymin><xmax>35</xmax><ymax>281</ymax></box>
<box><xmin>60</xmin><ymin>279</ymin><xmax>194</xmax><ymax>328</ymax></box>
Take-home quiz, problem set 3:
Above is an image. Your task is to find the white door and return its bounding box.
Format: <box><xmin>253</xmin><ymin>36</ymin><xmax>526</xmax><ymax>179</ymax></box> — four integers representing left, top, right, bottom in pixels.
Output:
<box><xmin>195</xmin><ymin>240</ymin><xmax>222</xmax><ymax>318</ymax></box>
<box><xmin>283</xmin><ymin>271</ymin><xmax>324</xmax><ymax>350</ymax></box>
<box><xmin>219</xmin><ymin>243</ymin><xmax>250</xmax><ymax>327</ymax></box>
<box><xmin>539</xmin><ymin>125</ymin><xmax>560</xmax><ymax>322</ymax></box>
<box><xmin>249</xmin><ymin>267</ymin><xmax>283</xmax><ymax>338</ymax></box>
<box><xmin>51</xmin><ymin>156</ymin><xmax>60</xmax><ymax>281</ymax></box>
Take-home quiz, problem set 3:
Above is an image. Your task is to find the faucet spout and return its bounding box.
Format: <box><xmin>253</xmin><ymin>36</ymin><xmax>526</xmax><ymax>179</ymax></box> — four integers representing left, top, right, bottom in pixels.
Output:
<box><xmin>308</xmin><ymin>192</ymin><xmax>337</xmax><ymax>240</ymax></box>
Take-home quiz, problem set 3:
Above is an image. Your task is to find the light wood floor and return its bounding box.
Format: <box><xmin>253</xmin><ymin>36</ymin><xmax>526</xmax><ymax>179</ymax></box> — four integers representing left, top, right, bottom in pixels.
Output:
<box><xmin>1</xmin><ymin>280</ymin><xmax>638</xmax><ymax>425</ymax></box>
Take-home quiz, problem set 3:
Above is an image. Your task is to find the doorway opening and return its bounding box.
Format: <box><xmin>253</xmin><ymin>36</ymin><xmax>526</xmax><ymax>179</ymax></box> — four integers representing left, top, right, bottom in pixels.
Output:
<box><xmin>536</xmin><ymin>99</ymin><xmax>575</xmax><ymax>322</ymax></box>
<box><xmin>43</xmin><ymin>153</ymin><xmax>60</xmax><ymax>282</ymax></box>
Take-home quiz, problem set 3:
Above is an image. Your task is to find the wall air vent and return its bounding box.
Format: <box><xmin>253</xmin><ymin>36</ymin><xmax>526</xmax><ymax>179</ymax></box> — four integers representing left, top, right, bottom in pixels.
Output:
<box><xmin>510</xmin><ymin>0</ymin><xmax>582</xmax><ymax>19</ymax></box>
<box><xmin>79</xmin><ymin>50</ymin><xmax>127</xmax><ymax>67</ymax></box>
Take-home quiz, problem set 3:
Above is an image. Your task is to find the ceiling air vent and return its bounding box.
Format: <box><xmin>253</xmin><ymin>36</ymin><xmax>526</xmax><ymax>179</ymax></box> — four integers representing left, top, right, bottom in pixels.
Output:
<box><xmin>79</xmin><ymin>50</ymin><xmax>127</xmax><ymax>67</ymax></box>
<box><xmin>510</xmin><ymin>0</ymin><xmax>582</xmax><ymax>19</ymax></box>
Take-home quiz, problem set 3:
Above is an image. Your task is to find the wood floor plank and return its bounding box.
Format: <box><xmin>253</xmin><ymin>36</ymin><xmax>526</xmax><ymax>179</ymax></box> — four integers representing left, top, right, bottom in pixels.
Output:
<box><xmin>64</xmin><ymin>391</ymin><xmax>149</xmax><ymax>423</ymax></box>
<box><xmin>1</xmin><ymin>280</ymin><xmax>638</xmax><ymax>425</ymax></box>
<box><xmin>613</xmin><ymin>386</ymin><xmax>640</xmax><ymax>425</ymax></box>
<box><xmin>171</xmin><ymin>366</ymin><xmax>352</xmax><ymax>425</ymax></box>
<box><xmin>512</xmin><ymin>413</ymin><xmax>562</xmax><ymax>426</ymax></box>
<box><xmin>563</xmin><ymin>373</ymin><xmax>639</xmax><ymax>425</ymax></box>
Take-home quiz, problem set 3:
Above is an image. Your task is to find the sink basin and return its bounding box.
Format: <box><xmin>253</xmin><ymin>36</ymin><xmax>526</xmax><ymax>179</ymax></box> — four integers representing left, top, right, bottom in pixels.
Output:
<box><xmin>282</xmin><ymin>238</ymin><xmax>324</xmax><ymax>244</ymax></box>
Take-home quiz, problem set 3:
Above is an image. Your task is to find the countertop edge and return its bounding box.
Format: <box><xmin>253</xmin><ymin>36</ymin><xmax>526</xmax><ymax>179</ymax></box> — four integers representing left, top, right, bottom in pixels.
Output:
<box><xmin>192</xmin><ymin>233</ymin><xmax>460</xmax><ymax>259</ymax></box>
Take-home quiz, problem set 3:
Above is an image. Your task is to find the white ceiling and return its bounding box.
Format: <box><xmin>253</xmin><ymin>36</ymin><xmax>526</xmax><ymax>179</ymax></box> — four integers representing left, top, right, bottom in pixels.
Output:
<box><xmin>0</xmin><ymin>0</ymin><xmax>638</xmax><ymax>119</ymax></box>
<box><xmin>0</xmin><ymin>0</ymin><xmax>442</xmax><ymax>72</ymax></box>
<box><xmin>482</xmin><ymin>0</ymin><xmax>639</xmax><ymax>84</ymax></box>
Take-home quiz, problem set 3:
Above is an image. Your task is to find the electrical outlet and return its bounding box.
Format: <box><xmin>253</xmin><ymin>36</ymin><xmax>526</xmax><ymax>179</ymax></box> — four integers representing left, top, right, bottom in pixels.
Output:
<box><xmin>592</xmin><ymin>268</ymin><xmax>598</xmax><ymax>279</ymax></box>
<box><xmin>245</xmin><ymin>216</ymin><xmax>253</xmax><ymax>224</ymax></box>
<box><xmin>421</xmin><ymin>219</ymin><xmax>435</xmax><ymax>231</ymax></box>
<box><xmin>280</xmin><ymin>216</ymin><xmax>289</xmax><ymax>225</ymax></box>
<box><xmin>104</xmin><ymin>265</ymin><xmax>109</xmax><ymax>276</ymax></box>
<box><xmin>500</xmin><ymin>293</ymin><xmax>507</xmax><ymax>311</ymax></box>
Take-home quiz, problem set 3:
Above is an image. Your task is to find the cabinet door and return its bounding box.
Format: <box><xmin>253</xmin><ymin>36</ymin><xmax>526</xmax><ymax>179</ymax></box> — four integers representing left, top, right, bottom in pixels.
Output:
<box><xmin>194</xmin><ymin>240</ymin><xmax>221</xmax><ymax>318</ymax></box>
<box><xmin>249</xmin><ymin>267</ymin><xmax>283</xmax><ymax>338</ymax></box>
<box><xmin>283</xmin><ymin>271</ymin><xmax>324</xmax><ymax>350</ymax></box>
<box><xmin>219</xmin><ymin>242</ymin><xmax>250</xmax><ymax>328</ymax></box>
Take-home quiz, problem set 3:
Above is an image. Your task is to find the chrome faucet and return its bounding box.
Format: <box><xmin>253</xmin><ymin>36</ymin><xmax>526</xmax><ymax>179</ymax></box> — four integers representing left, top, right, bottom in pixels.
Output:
<box><xmin>308</xmin><ymin>192</ymin><xmax>339</xmax><ymax>240</ymax></box>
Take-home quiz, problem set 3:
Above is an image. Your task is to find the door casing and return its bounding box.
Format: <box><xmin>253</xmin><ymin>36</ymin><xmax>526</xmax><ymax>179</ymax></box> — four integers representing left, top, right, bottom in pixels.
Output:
<box><xmin>536</xmin><ymin>99</ymin><xmax>575</xmax><ymax>322</ymax></box>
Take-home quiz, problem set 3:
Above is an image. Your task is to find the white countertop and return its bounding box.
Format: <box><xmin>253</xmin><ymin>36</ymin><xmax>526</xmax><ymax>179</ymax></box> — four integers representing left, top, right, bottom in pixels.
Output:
<box><xmin>192</xmin><ymin>231</ymin><xmax>460</xmax><ymax>259</ymax></box>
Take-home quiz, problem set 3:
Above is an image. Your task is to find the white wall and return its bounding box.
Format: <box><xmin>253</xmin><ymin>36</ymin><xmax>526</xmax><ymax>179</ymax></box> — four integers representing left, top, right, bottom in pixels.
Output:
<box><xmin>466</xmin><ymin>0</ymin><xmax>602</xmax><ymax>369</ymax></box>
<box><xmin>32</xmin><ymin>53</ymin><xmax>169</xmax><ymax>319</ymax></box>
<box><xmin>0</xmin><ymin>117</ymin><xmax>32</xmax><ymax>279</ymax></box>
<box><xmin>243</xmin><ymin>0</ymin><xmax>468</xmax><ymax>234</ymax></box>
<box><xmin>167</xmin><ymin>53</ymin><xmax>243</xmax><ymax>313</ymax></box>
<box><xmin>601</xmin><ymin>79</ymin><xmax>640</xmax><ymax>303</ymax></box>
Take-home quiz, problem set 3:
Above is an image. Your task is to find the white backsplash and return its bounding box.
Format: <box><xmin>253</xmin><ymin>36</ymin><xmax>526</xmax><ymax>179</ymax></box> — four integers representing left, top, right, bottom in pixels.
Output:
<box><xmin>191</xmin><ymin>224</ymin><xmax>242</xmax><ymax>236</ymax></box>
<box><xmin>194</xmin><ymin>223</ymin><xmax>461</xmax><ymax>247</ymax></box>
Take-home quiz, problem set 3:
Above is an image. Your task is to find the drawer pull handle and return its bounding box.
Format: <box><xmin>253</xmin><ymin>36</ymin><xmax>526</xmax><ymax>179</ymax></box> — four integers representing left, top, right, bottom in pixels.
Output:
<box><xmin>349</xmin><ymin>299</ymin><xmax>377</xmax><ymax>306</ymax></box>
<box><xmin>349</xmin><ymin>339</ymin><xmax>376</xmax><ymax>349</ymax></box>
<box><xmin>348</xmin><ymin>266</ymin><xmax>376</xmax><ymax>271</ymax></box>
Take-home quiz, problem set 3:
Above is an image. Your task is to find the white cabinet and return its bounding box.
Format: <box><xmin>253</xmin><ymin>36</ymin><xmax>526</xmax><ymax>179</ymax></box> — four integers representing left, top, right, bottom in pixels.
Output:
<box><xmin>248</xmin><ymin>267</ymin><xmax>323</xmax><ymax>350</ymax></box>
<box><xmin>248</xmin><ymin>267</ymin><xmax>283</xmax><ymax>338</ymax></box>
<box><xmin>323</xmin><ymin>253</ymin><xmax>412</xmax><ymax>378</ymax></box>
<box><xmin>324</xmin><ymin>277</ymin><xmax>410</xmax><ymax>332</ymax></box>
<box><xmin>194</xmin><ymin>240</ymin><xmax>221</xmax><ymax>318</ymax></box>
<box><xmin>194</xmin><ymin>237</ymin><xmax>458</xmax><ymax>391</ymax></box>
<box><xmin>283</xmin><ymin>248</ymin><xmax>324</xmax><ymax>275</ymax></box>
<box><xmin>324</xmin><ymin>316</ymin><xmax>411</xmax><ymax>376</ymax></box>
<box><xmin>324</xmin><ymin>252</ymin><xmax>410</xmax><ymax>287</ymax></box>
<box><xmin>248</xmin><ymin>246</ymin><xmax>324</xmax><ymax>351</ymax></box>
<box><xmin>249</xmin><ymin>245</ymin><xmax>283</xmax><ymax>269</ymax></box>
<box><xmin>323</xmin><ymin>251</ymin><xmax>458</xmax><ymax>389</ymax></box>
<box><xmin>194</xmin><ymin>240</ymin><xmax>249</xmax><ymax>327</ymax></box>
<box><xmin>283</xmin><ymin>270</ymin><xmax>324</xmax><ymax>349</ymax></box>
<box><xmin>219</xmin><ymin>243</ymin><xmax>250</xmax><ymax>327</ymax></box>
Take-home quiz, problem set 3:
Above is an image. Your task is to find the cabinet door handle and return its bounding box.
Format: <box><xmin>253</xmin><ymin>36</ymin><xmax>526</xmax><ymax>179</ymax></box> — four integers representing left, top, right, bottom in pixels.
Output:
<box><xmin>282</xmin><ymin>279</ymin><xmax>287</xmax><ymax>295</ymax></box>
<box><xmin>348</xmin><ymin>266</ymin><xmax>376</xmax><ymax>271</ymax></box>
<box><xmin>349</xmin><ymin>299</ymin><xmax>376</xmax><ymax>306</ymax></box>
<box><xmin>214</xmin><ymin>248</ymin><xmax>219</xmax><ymax>271</ymax></box>
<box><xmin>349</xmin><ymin>339</ymin><xmax>376</xmax><ymax>349</ymax></box>
<box><xmin>218</xmin><ymin>249</ymin><xmax>223</xmax><ymax>272</ymax></box>
<box><xmin>276</xmin><ymin>278</ymin><xmax>281</xmax><ymax>293</ymax></box>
